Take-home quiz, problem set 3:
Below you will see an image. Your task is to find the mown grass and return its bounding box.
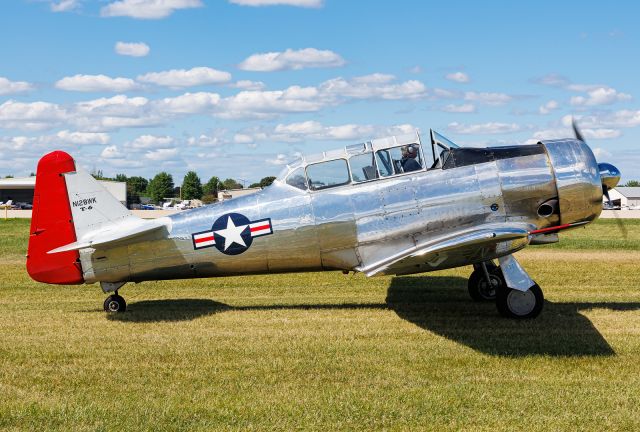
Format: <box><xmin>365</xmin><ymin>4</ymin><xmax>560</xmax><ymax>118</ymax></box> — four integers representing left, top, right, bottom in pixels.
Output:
<box><xmin>1</xmin><ymin>218</ymin><xmax>639</xmax><ymax>431</ymax></box>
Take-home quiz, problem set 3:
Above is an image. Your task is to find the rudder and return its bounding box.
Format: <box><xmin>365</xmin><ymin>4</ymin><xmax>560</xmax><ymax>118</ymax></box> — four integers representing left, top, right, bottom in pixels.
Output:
<box><xmin>26</xmin><ymin>151</ymin><xmax>84</xmax><ymax>284</ymax></box>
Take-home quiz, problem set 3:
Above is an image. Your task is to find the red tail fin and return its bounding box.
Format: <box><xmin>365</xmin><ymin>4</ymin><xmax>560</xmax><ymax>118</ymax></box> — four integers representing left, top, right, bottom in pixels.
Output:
<box><xmin>26</xmin><ymin>151</ymin><xmax>84</xmax><ymax>284</ymax></box>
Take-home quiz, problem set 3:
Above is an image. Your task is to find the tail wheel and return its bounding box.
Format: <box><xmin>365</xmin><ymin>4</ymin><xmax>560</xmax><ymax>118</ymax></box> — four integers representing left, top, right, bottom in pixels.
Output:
<box><xmin>496</xmin><ymin>283</ymin><xmax>544</xmax><ymax>319</ymax></box>
<box><xmin>103</xmin><ymin>294</ymin><xmax>127</xmax><ymax>313</ymax></box>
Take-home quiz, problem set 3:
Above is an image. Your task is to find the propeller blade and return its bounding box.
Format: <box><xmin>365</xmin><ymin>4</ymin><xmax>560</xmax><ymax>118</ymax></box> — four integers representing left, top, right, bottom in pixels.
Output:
<box><xmin>572</xmin><ymin>118</ymin><xmax>585</xmax><ymax>142</ymax></box>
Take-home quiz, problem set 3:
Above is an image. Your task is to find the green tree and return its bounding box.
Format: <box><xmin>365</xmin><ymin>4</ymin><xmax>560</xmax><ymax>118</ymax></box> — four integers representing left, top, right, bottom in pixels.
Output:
<box><xmin>147</xmin><ymin>172</ymin><xmax>174</xmax><ymax>204</ymax></box>
<box><xmin>115</xmin><ymin>174</ymin><xmax>127</xmax><ymax>183</ymax></box>
<box><xmin>127</xmin><ymin>176</ymin><xmax>149</xmax><ymax>195</ymax></box>
<box><xmin>259</xmin><ymin>176</ymin><xmax>276</xmax><ymax>188</ymax></box>
<box><xmin>222</xmin><ymin>178</ymin><xmax>243</xmax><ymax>190</ymax></box>
<box><xmin>249</xmin><ymin>182</ymin><xmax>260</xmax><ymax>188</ymax></box>
<box><xmin>203</xmin><ymin>176</ymin><xmax>220</xmax><ymax>196</ymax></box>
<box><xmin>181</xmin><ymin>171</ymin><xmax>203</xmax><ymax>200</ymax></box>
<box><xmin>624</xmin><ymin>180</ymin><xmax>640</xmax><ymax>187</ymax></box>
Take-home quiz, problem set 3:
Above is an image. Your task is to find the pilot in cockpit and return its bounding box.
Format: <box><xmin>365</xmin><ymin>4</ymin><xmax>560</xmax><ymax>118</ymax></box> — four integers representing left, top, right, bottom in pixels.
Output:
<box><xmin>400</xmin><ymin>144</ymin><xmax>422</xmax><ymax>172</ymax></box>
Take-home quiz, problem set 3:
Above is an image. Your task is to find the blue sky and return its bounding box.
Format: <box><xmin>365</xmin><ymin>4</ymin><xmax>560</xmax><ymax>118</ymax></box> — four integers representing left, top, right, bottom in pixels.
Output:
<box><xmin>0</xmin><ymin>0</ymin><xmax>638</xmax><ymax>183</ymax></box>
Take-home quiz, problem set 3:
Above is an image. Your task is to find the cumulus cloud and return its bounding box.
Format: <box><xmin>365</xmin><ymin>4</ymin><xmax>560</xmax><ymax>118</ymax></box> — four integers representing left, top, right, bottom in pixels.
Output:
<box><xmin>0</xmin><ymin>75</ymin><xmax>432</xmax><ymax>131</ymax></box>
<box><xmin>443</xmin><ymin>103</ymin><xmax>475</xmax><ymax>113</ymax></box>
<box><xmin>266</xmin><ymin>153</ymin><xmax>290</xmax><ymax>165</ymax></box>
<box><xmin>101</xmin><ymin>0</ymin><xmax>203</xmax><ymax>19</ymax></box>
<box><xmin>115</xmin><ymin>41</ymin><xmax>150</xmax><ymax>57</ymax></box>
<box><xmin>570</xmin><ymin>86</ymin><xmax>632</xmax><ymax>106</ymax></box>
<box><xmin>539</xmin><ymin>100</ymin><xmax>559</xmax><ymax>115</ymax></box>
<box><xmin>530</xmin><ymin>127</ymin><xmax>621</xmax><ymax>142</ymax></box>
<box><xmin>50</xmin><ymin>0</ymin><xmax>80</xmax><ymax>12</ymax></box>
<box><xmin>101</xmin><ymin>145</ymin><xmax>123</xmax><ymax>158</ymax></box>
<box><xmin>231</xmin><ymin>80</ymin><xmax>266</xmax><ymax>90</ymax></box>
<box><xmin>243</xmin><ymin>121</ymin><xmax>416</xmax><ymax>143</ymax></box>
<box><xmin>55</xmin><ymin>74</ymin><xmax>139</xmax><ymax>92</ymax></box>
<box><xmin>532</xmin><ymin>73</ymin><xmax>570</xmax><ymax>87</ymax></box>
<box><xmin>464</xmin><ymin>91</ymin><xmax>512</xmax><ymax>106</ymax></box>
<box><xmin>239</xmin><ymin>48</ymin><xmax>345</xmax><ymax>71</ymax></box>
<box><xmin>0</xmin><ymin>77</ymin><xmax>33</xmax><ymax>95</ymax></box>
<box><xmin>229</xmin><ymin>0</ymin><xmax>323</xmax><ymax>7</ymax></box>
<box><xmin>445</xmin><ymin>72</ymin><xmax>469</xmax><ymax>83</ymax></box>
<box><xmin>145</xmin><ymin>147</ymin><xmax>178</xmax><ymax>160</ymax></box>
<box><xmin>138</xmin><ymin>67</ymin><xmax>231</xmax><ymax>88</ymax></box>
<box><xmin>127</xmin><ymin>134</ymin><xmax>174</xmax><ymax>149</ymax></box>
<box><xmin>56</xmin><ymin>130</ymin><xmax>110</xmax><ymax>145</ymax></box>
<box><xmin>319</xmin><ymin>74</ymin><xmax>427</xmax><ymax>100</ymax></box>
<box><xmin>0</xmin><ymin>100</ymin><xmax>68</xmax><ymax>131</ymax></box>
<box><xmin>448</xmin><ymin>122</ymin><xmax>521</xmax><ymax>134</ymax></box>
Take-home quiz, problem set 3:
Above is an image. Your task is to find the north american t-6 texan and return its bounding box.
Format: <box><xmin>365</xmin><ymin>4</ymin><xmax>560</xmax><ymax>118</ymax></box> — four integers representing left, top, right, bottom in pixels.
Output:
<box><xmin>26</xmin><ymin>121</ymin><xmax>620</xmax><ymax>319</ymax></box>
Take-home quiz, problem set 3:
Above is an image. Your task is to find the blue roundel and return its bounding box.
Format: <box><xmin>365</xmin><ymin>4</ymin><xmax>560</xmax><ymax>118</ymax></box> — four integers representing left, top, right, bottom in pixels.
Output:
<box><xmin>211</xmin><ymin>212</ymin><xmax>253</xmax><ymax>255</ymax></box>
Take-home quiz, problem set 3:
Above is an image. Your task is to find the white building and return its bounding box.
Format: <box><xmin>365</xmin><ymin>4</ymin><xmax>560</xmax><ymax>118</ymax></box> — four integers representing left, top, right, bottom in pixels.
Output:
<box><xmin>217</xmin><ymin>187</ymin><xmax>262</xmax><ymax>202</ymax></box>
<box><xmin>0</xmin><ymin>176</ymin><xmax>127</xmax><ymax>207</ymax></box>
<box><xmin>606</xmin><ymin>187</ymin><xmax>640</xmax><ymax>209</ymax></box>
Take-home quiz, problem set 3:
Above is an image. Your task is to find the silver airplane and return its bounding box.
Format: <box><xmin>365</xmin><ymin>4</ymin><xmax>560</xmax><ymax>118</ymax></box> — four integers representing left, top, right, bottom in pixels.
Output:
<box><xmin>26</xmin><ymin>122</ymin><xmax>620</xmax><ymax>319</ymax></box>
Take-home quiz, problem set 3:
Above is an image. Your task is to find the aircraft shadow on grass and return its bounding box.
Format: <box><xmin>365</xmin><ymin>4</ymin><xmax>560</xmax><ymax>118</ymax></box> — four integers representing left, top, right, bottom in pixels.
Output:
<box><xmin>108</xmin><ymin>276</ymin><xmax>640</xmax><ymax>357</ymax></box>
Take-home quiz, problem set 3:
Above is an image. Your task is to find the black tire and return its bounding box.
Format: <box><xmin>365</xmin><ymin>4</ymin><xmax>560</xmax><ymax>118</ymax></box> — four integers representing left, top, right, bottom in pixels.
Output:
<box><xmin>496</xmin><ymin>283</ymin><xmax>544</xmax><ymax>319</ymax></box>
<box><xmin>468</xmin><ymin>267</ymin><xmax>503</xmax><ymax>301</ymax></box>
<box><xmin>103</xmin><ymin>294</ymin><xmax>127</xmax><ymax>313</ymax></box>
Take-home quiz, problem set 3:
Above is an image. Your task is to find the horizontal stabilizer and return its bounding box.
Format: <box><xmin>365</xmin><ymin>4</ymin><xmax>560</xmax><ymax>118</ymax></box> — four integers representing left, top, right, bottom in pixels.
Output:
<box><xmin>48</xmin><ymin>217</ymin><xmax>170</xmax><ymax>254</ymax></box>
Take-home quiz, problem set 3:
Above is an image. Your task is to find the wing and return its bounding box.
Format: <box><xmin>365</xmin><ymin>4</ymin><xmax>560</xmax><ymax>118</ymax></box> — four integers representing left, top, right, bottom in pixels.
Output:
<box><xmin>356</xmin><ymin>223</ymin><xmax>532</xmax><ymax>277</ymax></box>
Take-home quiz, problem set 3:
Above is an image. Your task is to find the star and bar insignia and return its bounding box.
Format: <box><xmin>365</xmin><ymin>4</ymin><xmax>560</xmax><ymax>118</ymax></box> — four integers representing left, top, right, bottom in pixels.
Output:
<box><xmin>192</xmin><ymin>212</ymin><xmax>273</xmax><ymax>255</ymax></box>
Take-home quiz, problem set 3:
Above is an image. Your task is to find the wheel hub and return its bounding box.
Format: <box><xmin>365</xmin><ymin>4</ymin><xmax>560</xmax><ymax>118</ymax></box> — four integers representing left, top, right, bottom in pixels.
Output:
<box><xmin>506</xmin><ymin>289</ymin><xmax>536</xmax><ymax>316</ymax></box>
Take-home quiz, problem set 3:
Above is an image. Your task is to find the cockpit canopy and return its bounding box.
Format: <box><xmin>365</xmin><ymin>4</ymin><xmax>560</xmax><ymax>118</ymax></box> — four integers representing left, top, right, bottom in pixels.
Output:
<box><xmin>277</xmin><ymin>129</ymin><xmax>459</xmax><ymax>191</ymax></box>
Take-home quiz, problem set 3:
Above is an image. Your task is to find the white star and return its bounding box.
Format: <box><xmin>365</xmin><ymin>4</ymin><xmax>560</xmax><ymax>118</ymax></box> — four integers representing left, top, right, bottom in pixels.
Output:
<box><xmin>215</xmin><ymin>216</ymin><xmax>248</xmax><ymax>251</ymax></box>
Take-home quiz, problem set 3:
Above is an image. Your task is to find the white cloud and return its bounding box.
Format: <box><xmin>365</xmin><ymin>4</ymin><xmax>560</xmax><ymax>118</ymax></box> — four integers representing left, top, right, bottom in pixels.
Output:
<box><xmin>239</xmin><ymin>48</ymin><xmax>345</xmax><ymax>71</ymax></box>
<box><xmin>115</xmin><ymin>41</ymin><xmax>150</xmax><ymax>57</ymax></box>
<box><xmin>0</xmin><ymin>77</ymin><xmax>33</xmax><ymax>95</ymax></box>
<box><xmin>448</xmin><ymin>122</ymin><xmax>521</xmax><ymax>134</ymax></box>
<box><xmin>0</xmin><ymin>100</ymin><xmax>67</xmax><ymax>131</ymax></box>
<box><xmin>231</xmin><ymin>80</ymin><xmax>266</xmax><ymax>90</ymax></box>
<box><xmin>127</xmin><ymin>134</ymin><xmax>174</xmax><ymax>149</ymax></box>
<box><xmin>530</xmin><ymin>127</ymin><xmax>621</xmax><ymax>141</ymax></box>
<box><xmin>101</xmin><ymin>145</ymin><xmax>123</xmax><ymax>158</ymax></box>
<box><xmin>445</xmin><ymin>72</ymin><xmax>469</xmax><ymax>83</ymax></box>
<box><xmin>233</xmin><ymin>133</ymin><xmax>254</xmax><ymax>144</ymax></box>
<box><xmin>56</xmin><ymin>130</ymin><xmax>110</xmax><ymax>145</ymax></box>
<box><xmin>592</xmin><ymin>148</ymin><xmax>613</xmax><ymax>159</ymax></box>
<box><xmin>464</xmin><ymin>91</ymin><xmax>512</xmax><ymax>106</ymax></box>
<box><xmin>409</xmin><ymin>65</ymin><xmax>423</xmax><ymax>74</ymax></box>
<box><xmin>145</xmin><ymin>147</ymin><xmax>178</xmax><ymax>160</ymax></box>
<box><xmin>101</xmin><ymin>0</ymin><xmax>203</xmax><ymax>19</ymax></box>
<box><xmin>319</xmin><ymin>75</ymin><xmax>427</xmax><ymax>100</ymax></box>
<box><xmin>157</xmin><ymin>92</ymin><xmax>221</xmax><ymax>114</ymax></box>
<box><xmin>229</xmin><ymin>0</ymin><xmax>323</xmax><ymax>7</ymax></box>
<box><xmin>443</xmin><ymin>103</ymin><xmax>475</xmax><ymax>113</ymax></box>
<box><xmin>568</xmin><ymin>111</ymin><xmax>640</xmax><ymax>129</ymax></box>
<box><xmin>533</xmin><ymin>74</ymin><xmax>570</xmax><ymax>87</ymax></box>
<box><xmin>50</xmin><ymin>0</ymin><xmax>80</xmax><ymax>12</ymax></box>
<box><xmin>55</xmin><ymin>74</ymin><xmax>138</xmax><ymax>92</ymax></box>
<box><xmin>539</xmin><ymin>100</ymin><xmax>559</xmax><ymax>115</ymax></box>
<box><xmin>266</xmin><ymin>153</ymin><xmax>290</xmax><ymax>165</ymax></box>
<box><xmin>570</xmin><ymin>86</ymin><xmax>632</xmax><ymax>106</ymax></box>
<box><xmin>255</xmin><ymin>121</ymin><xmax>416</xmax><ymax>143</ymax></box>
<box><xmin>138</xmin><ymin>67</ymin><xmax>231</xmax><ymax>88</ymax></box>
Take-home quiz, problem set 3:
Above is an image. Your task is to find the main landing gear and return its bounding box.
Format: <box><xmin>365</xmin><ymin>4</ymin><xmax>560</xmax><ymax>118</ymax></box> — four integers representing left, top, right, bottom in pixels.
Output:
<box><xmin>101</xmin><ymin>282</ymin><xmax>127</xmax><ymax>313</ymax></box>
<box><xmin>103</xmin><ymin>292</ymin><xmax>127</xmax><ymax>313</ymax></box>
<box><xmin>468</xmin><ymin>258</ymin><xmax>544</xmax><ymax>319</ymax></box>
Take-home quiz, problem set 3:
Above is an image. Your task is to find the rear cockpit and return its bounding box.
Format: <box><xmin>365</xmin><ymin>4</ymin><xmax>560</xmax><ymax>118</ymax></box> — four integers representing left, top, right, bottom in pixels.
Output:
<box><xmin>277</xmin><ymin>129</ymin><xmax>460</xmax><ymax>192</ymax></box>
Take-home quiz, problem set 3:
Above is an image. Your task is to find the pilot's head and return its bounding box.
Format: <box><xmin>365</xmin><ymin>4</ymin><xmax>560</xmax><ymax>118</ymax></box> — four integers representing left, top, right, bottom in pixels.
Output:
<box><xmin>401</xmin><ymin>144</ymin><xmax>418</xmax><ymax>159</ymax></box>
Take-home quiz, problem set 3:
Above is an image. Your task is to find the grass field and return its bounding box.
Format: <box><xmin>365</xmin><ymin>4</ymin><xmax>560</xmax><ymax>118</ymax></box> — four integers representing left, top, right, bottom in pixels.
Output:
<box><xmin>1</xmin><ymin>218</ymin><xmax>639</xmax><ymax>431</ymax></box>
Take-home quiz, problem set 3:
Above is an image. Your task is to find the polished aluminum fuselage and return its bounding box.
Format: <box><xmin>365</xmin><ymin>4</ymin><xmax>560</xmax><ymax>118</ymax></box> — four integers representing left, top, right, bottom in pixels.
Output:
<box><xmin>80</xmin><ymin>139</ymin><xmax>602</xmax><ymax>284</ymax></box>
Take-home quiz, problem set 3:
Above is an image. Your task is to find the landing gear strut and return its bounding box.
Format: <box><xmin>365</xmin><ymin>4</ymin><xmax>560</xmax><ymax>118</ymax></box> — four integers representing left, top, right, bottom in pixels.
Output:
<box><xmin>467</xmin><ymin>256</ymin><xmax>544</xmax><ymax>319</ymax></box>
<box><xmin>467</xmin><ymin>261</ymin><xmax>500</xmax><ymax>301</ymax></box>
<box><xmin>103</xmin><ymin>291</ymin><xmax>127</xmax><ymax>313</ymax></box>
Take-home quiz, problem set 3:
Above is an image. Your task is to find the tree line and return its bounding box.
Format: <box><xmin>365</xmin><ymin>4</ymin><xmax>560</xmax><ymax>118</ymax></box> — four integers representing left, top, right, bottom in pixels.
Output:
<box><xmin>90</xmin><ymin>169</ymin><xmax>276</xmax><ymax>205</ymax></box>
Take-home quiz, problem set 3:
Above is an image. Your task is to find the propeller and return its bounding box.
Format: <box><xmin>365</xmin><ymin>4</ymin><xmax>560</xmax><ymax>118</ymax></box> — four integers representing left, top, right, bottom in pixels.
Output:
<box><xmin>572</xmin><ymin>118</ymin><xmax>626</xmax><ymax>238</ymax></box>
